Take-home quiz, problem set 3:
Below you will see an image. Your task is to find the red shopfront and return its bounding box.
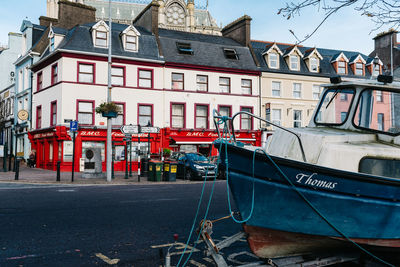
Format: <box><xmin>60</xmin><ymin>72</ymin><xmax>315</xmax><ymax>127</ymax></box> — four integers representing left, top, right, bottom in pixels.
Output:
<box><xmin>161</xmin><ymin>128</ymin><xmax>262</xmax><ymax>156</ymax></box>
<box><xmin>29</xmin><ymin>126</ymin><xmax>161</xmax><ymax>172</ymax></box>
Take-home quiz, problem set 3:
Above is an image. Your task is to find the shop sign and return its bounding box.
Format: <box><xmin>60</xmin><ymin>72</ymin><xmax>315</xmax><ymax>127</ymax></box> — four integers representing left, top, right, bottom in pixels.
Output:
<box><xmin>33</xmin><ymin>132</ymin><xmax>55</xmax><ymax>139</ymax></box>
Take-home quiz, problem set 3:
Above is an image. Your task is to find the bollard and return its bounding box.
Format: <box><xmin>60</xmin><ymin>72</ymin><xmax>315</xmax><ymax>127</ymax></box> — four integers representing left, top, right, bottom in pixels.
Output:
<box><xmin>14</xmin><ymin>159</ymin><xmax>19</xmax><ymax>180</ymax></box>
<box><xmin>56</xmin><ymin>161</ymin><xmax>61</xmax><ymax>182</ymax></box>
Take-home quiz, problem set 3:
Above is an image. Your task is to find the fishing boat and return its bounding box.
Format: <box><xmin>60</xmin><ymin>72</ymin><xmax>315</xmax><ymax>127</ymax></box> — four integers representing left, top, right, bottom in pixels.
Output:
<box><xmin>214</xmin><ymin>75</ymin><xmax>400</xmax><ymax>265</ymax></box>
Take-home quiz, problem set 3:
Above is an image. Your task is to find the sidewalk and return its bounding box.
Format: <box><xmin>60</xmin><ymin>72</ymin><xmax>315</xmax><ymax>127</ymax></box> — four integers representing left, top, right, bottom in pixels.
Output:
<box><xmin>0</xmin><ymin>165</ymin><xmax>191</xmax><ymax>185</ymax></box>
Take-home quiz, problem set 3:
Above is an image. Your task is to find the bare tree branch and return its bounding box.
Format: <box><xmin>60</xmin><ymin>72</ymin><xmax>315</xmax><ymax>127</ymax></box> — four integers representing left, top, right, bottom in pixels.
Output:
<box><xmin>279</xmin><ymin>0</ymin><xmax>400</xmax><ymax>44</ymax></box>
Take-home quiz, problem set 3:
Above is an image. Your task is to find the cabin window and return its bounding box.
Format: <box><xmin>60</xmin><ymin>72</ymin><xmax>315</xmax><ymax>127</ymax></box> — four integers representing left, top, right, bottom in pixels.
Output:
<box><xmin>353</xmin><ymin>89</ymin><xmax>400</xmax><ymax>135</ymax></box>
<box><xmin>315</xmin><ymin>88</ymin><xmax>355</xmax><ymax>125</ymax></box>
<box><xmin>359</xmin><ymin>157</ymin><xmax>400</xmax><ymax>178</ymax></box>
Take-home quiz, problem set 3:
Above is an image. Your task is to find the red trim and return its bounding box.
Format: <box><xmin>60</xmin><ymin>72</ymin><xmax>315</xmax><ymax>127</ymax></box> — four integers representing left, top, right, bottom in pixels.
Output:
<box><xmin>76</xmin><ymin>99</ymin><xmax>95</xmax><ymax>126</ymax></box>
<box><xmin>37</xmin><ymin>72</ymin><xmax>43</xmax><ymax>92</ymax></box>
<box><xmin>112</xmin><ymin>101</ymin><xmax>126</xmax><ymax>126</ymax></box>
<box><xmin>194</xmin><ymin>103</ymin><xmax>209</xmax><ymax>129</ymax></box>
<box><xmin>240</xmin><ymin>106</ymin><xmax>254</xmax><ymax>130</ymax></box>
<box><xmin>77</xmin><ymin>61</ymin><xmax>96</xmax><ymax>84</ymax></box>
<box><xmin>165</xmin><ymin>62</ymin><xmax>260</xmax><ymax>76</ymax></box>
<box><xmin>137</xmin><ymin>103</ymin><xmax>154</xmax><ymax>126</ymax></box>
<box><xmin>170</xmin><ymin>102</ymin><xmax>186</xmax><ymax>129</ymax></box>
<box><xmin>51</xmin><ymin>63</ymin><xmax>58</xmax><ymax>85</ymax></box>
<box><xmin>171</xmin><ymin>72</ymin><xmax>184</xmax><ymax>90</ymax></box>
<box><xmin>50</xmin><ymin>100</ymin><xmax>57</xmax><ymax>126</ymax></box>
<box><xmin>241</xmin><ymin>79</ymin><xmax>252</xmax><ymax>95</ymax></box>
<box><xmin>137</xmin><ymin>68</ymin><xmax>153</xmax><ymax>89</ymax></box>
<box><xmin>111</xmin><ymin>64</ymin><xmax>126</xmax><ymax>87</ymax></box>
<box><xmin>36</xmin><ymin>105</ymin><xmax>42</xmax><ymax>129</ymax></box>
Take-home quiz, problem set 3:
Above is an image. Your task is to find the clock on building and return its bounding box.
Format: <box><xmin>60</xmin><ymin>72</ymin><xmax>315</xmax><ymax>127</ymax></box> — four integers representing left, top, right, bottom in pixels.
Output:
<box><xmin>166</xmin><ymin>3</ymin><xmax>185</xmax><ymax>25</ymax></box>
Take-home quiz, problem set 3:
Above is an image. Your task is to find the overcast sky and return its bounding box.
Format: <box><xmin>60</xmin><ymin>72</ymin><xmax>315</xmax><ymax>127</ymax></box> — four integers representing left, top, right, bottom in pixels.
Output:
<box><xmin>0</xmin><ymin>0</ymin><xmax>383</xmax><ymax>55</ymax></box>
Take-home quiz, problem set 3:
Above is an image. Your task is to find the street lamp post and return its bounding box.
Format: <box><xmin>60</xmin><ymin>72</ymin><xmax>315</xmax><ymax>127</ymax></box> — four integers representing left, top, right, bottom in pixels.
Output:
<box><xmin>106</xmin><ymin>0</ymin><xmax>113</xmax><ymax>182</ymax></box>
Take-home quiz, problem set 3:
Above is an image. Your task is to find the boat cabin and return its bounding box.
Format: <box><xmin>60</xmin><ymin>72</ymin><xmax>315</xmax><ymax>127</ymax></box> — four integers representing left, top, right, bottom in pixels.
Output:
<box><xmin>266</xmin><ymin>76</ymin><xmax>400</xmax><ymax>178</ymax></box>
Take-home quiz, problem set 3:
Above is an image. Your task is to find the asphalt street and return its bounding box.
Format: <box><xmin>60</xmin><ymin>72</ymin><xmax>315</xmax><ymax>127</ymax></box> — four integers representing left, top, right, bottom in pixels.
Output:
<box><xmin>0</xmin><ymin>181</ymin><xmax>257</xmax><ymax>266</ymax></box>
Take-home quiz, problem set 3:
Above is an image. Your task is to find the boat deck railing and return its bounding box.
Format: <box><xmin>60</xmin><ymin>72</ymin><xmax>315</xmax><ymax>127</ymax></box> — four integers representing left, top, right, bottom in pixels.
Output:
<box><xmin>213</xmin><ymin>109</ymin><xmax>307</xmax><ymax>163</ymax></box>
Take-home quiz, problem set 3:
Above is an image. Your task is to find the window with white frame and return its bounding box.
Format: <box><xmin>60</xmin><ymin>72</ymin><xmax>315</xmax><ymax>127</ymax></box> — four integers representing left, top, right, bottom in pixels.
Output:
<box><xmin>219</xmin><ymin>77</ymin><xmax>230</xmax><ymax>93</ymax></box>
<box><xmin>195</xmin><ymin>105</ymin><xmax>208</xmax><ymax>129</ymax></box>
<box><xmin>78</xmin><ymin>63</ymin><xmax>94</xmax><ymax>83</ymax></box>
<box><xmin>373</xmin><ymin>64</ymin><xmax>380</xmax><ymax>76</ymax></box>
<box><xmin>378</xmin><ymin>113</ymin><xmax>384</xmax><ymax>131</ymax></box>
<box><xmin>271</xmin><ymin>109</ymin><xmax>281</xmax><ymax>126</ymax></box>
<box><xmin>95</xmin><ymin>30</ymin><xmax>107</xmax><ymax>47</ymax></box>
<box><xmin>241</xmin><ymin>79</ymin><xmax>252</xmax><ymax>95</ymax></box>
<box><xmin>240</xmin><ymin>107</ymin><xmax>253</xmax><ymax>130</ymax></box>
<box><xmin>293</xmin><ymin>83</ymin><xmax>302</xmax><ymax>98</ymax></box>
<box><xmin>77</xmin><ymin>101</ymin><xmax>94</xmax><ymax>125</ymax></box>
<box><xmin>338</xmin><ymin>61</ymin><xmax>346</xmax><ymax>74</ymax></box>
<box><xmin>50</xmin><ymin>101</ymin><xmax>57</xmax><ymax>126</ymax></box>
<box><xmin>290</xmin><ymin>55</ymin><xmax>299</xmax><ymax>70</ymax></box>
<box><xmin>138</xmin><ymin>69</ymin><xmax>152</xmax><ymax>88</ymax></box>
<box><xmin>269</xmin><ymin>52</ymin><xmax>278</xmax><ymax>68</ymax></box>
<box><xmin>293</xmin><ymin>110</ymin><xmax>302</xmax><ymax>128</ymax></box>
<box><xmin>272</xmin><ymin>81</ymin><xmax>281</xmax><ymax>97</ymax></box>
<box><xmin>171</xmin><ymin>104</ymin><xmax>185</xmax><ymax>128</ymax></box>
<box><xmin>37</xmin><ymin>72</ymin><xmax>43</xmax><ymax>91</ymax></box>
<box><xmin>312</xmin><ymin>85</ymin><xmax>321</xmax><ymax>100</ymax></box>
<box><xmin>310</xmin><ymin>57</ymin><xmax>318</xmax><ymax>72</ymax></box>
<box><xmin>111</xmin><ymin>66</ymin><xmax>124</xmax><ymax>86</ymax></box>
<box><xmin>126</xmin><ymin>34</ymin><xmax>137</xmax><ymax>51</ymax></box>
<box><xmin>196</xmin><ymin>75</ymin><xmax>208</xmax><ymax>91</ymax></box>
<box><xmin>355</xmin><ymin>62</ymin><xmax>363</xmax><ymax>75</ymax></box>
<box><xmin>138</xmin><ymin>104</ymin><xmax>152</xmax><ymax>126</ymax></box>
<box><xmin>111</xmin><ymin>103</ymin><xmax>125</xmax><ymax>126</ymax></box>
<box><xmin>52</xmin><ymin>64</ymin><xmax>58</xmax><ymax>85</ymax></box>
<box><xmin>376</xmin><ymin>90</ymin><xmax>383</xmax><ymax>102</ymax></box>
<box><xmin>50</xmin><ymin>36</ymin><xmax>55</xmax><ymax>51</ymax></box>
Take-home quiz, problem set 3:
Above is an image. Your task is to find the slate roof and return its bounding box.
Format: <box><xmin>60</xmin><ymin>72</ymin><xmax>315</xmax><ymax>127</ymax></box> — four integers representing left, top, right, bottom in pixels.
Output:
<box><xmin>252</xmin><ymin>40</ymin><xmax>376</xmax><ymax>78</ymax></box>
<box><xmin>47</xmin><ymin>22</ymin><xmax>161</xmax><ymax>62</ymax></box>
<box><xmin>158</xmin><ymin>28</ymin><xmax>258</xmax><ymax>71</ymax></box>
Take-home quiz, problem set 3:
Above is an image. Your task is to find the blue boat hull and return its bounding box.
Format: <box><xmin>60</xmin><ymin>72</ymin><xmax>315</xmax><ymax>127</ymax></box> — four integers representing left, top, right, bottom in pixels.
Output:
<box><xmin>216</xmin><ymin>142</ymin><xmax>400</xmax><ymax>255</ymax></box>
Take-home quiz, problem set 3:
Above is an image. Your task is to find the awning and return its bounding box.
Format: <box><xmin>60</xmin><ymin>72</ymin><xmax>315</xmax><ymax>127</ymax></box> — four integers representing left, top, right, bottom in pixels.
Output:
<box><xmin>170</xmin><ymin>136</ymin><xmax>256</xmax><ymax>145</ymax></box>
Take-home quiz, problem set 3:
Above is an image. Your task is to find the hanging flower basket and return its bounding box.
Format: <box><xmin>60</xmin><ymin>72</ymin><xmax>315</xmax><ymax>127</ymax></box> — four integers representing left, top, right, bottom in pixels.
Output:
<box><xmin>95</xmin><ymin>102</ymin><xmax>120</xmax><ymax>118</ymax></box>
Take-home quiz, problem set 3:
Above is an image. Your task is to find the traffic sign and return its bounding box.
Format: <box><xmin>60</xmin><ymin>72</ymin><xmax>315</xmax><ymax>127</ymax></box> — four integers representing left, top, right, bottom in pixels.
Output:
<box><xmin>120</xmin><ymin>124</ymin><xmax>139</xmax><ymax>134</ymax></box>
<box><xmin>70</xmin><ymin>120</ymin><xmax>78</xmax><ymax>132</ymax></box>
<box><xmin>140</xmin><ymin>126</ymin><xmax>160</xmax><ymax>133</ymax></box>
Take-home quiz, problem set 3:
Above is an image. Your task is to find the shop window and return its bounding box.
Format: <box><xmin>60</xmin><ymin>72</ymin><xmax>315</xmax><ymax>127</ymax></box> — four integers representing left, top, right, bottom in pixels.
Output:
<box><xmin>112</xmin><ymin>103</ymin><xmax>125</xmax><ymax>126</ymax></box>
<box><xmin>78</xmin><ymin>63</ymin><xmax>95</xmax><ymax>84</ymax></box>
<box><xmin>111</xmin><ymin>66</ymin><xmax>124</xmax><ymax>86</ymax></box>
<box><xmin>37</xmin><ymin>72</ymin><xmax>43</xmax><ymax>91</ymax></box>
<box><xmin>219</xmin><ymin>77</ymin><xmax>230</xmax><ymax>93</ymax></box>
<box><xmin>196</xmin><ymin>75</ymin><xmax>208</xmax><ymax>92</ymax></box>
<box><xmin>293</xmin><ymin>110</ymin><xmax>302</xmax><ymax>128</ymax></box>
<box><xmin>171</xmin><ymin>73</ymin><xmax>184</xmax><ymax>90</ymax></box>
<box><xmin>50</xmin><ymin>101</ymin><xmax>57</xmax><ymax>126</ymax></box>
<box><xmin>63</xmin><ymin>141</ymin><xmax>73</xmax><ymax>162</ymax></box>
<box><xmin>240</xmin><ymin>107</ymin><xmax>253</xmax><ymax>130</ymax></box>
<box><xmin>293</xmin><ymin>83</ymin><xmax>302</xmax><ymax>98</ymax></box>
<box><xmin>272</xmin><ymin>81</ymin><xmax>281</xmax><ymax>97</ymax></box>
<box><xmin>49</xmin><ymin>143</ymin><xmax>53</xmax><ymax>161</ymax></box>
<box><xmin>36</xmin><ymin>105</ymin><xmax>42</xmax><ymax>129</ymax></box>
<box><xmin>195</xmin><ymin>104</ymin><xmax>208</xmax><ymax>129</ymax></box>
<box><xmin>171</xmin><ymin>103</ymin><xmax>185</xmax><ymax>128</ymax></box>
<box><xmin>138</xmin><ymin>69</ymin><xmax>152</xmax><ymax>88</ymax></box>
<box><xmin>77</xmin><ymin>100</ymin><xmax>94</xmax><ymax>125</ymax></box>
<box><xmin>241</xmin><ymin>79</ymin><xmax>252</xmax><ymax>95</ymax></box>
<box><xmin>138</xmin><ymin>104</ymin><xmax>153</xmax><ymax>126</ymax></box>
<box><xmin>52</xmin><ymin>64</ymin><xmax>58</xmax><ymax>85</ymax></box>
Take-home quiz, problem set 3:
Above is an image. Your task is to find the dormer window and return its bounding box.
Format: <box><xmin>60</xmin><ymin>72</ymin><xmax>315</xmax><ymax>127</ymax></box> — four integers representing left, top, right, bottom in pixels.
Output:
<box><xmin>126</xmin><ymin>35</ymin><xmax>137</xmax><ymax>51</ymax></box>
<box><xmin>373</xmin><ymin>64</ymin><xmax>380</xmax><ymax>76</ymax></box>
<box><xmin>177</xmin><ymin>42</ymin><xmax>193</xmax><ymax>55</ymax></box>
<box><xmin>355</xmin><ymin>62</ymin><xmax>364</xmax><ymax>76</ymax></box>
<box><xmin>290</xmin><ymin>55</ymin><xmax>299</xmax><ymax>70</ymax></box>
<box><xmin>121</xmin><ymin>25</ymin><xmax>140</xmax><ymax>52</ymax></box>
<box><xmin>224</xmin><ymin>48</ymin><xmax>238</xmax><ymax>60</ymax></box>
<box><xmin>269</xmin><ymin>52</ymin><xmax>278</xmax><ymax>68</ymax></box>
<box><xmin>95</xmin><ymin>31</ymin><xmax>107</xmax><ymax>47</ymax></box>
<box><xmin>310</xmin><ymin>57</ymin><xmax>318</xmax><ymax>72</ymax></box>
<box><xmin>50</xmin><ymin>36</ymin><xmax>55</xmax><ymax>51</ymax></box>
<box><xmin>338</xmin><ymin>61</ymin><xmax>346</xmax><ymax>74</ymax></box>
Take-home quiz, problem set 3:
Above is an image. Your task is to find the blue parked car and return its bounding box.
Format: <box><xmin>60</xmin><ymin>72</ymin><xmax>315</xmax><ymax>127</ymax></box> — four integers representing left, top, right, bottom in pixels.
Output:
<box><xmin>172</xmin><ymin>152</ymin><xmax>216</xmax><ymax>180</ymax></box>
